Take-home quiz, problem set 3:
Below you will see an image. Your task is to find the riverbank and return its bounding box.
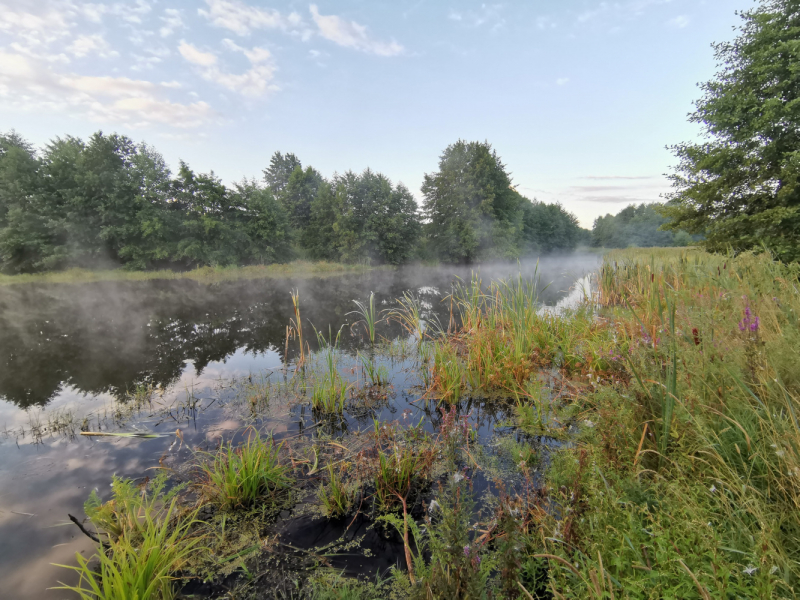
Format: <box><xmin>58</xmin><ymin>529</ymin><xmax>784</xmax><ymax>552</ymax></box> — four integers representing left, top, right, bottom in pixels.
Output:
<box><xmin>0</xmin><ymin>261</ymin><xmax>375</xmax><ymax>286</ymax></box>
<box><xmin>43</xmin><ymin>248</ymin><xmax>800</xmax><ymax>598</ymax></box>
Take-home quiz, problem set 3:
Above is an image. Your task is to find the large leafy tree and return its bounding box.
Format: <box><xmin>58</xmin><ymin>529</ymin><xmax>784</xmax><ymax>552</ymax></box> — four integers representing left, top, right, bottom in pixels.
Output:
<box><xmin>305</xmin><ymin>169</ymin><xmax>420</xmax><ymax>264</ymax></box>
<box><xmin>421</xmin><ymin>140</ymin><xmax>523</xmax><ymax>262</ymax></box>
<box><xmin>263</xmin><ymin>151</ymin><xmax>302</xmax><ymax>197</ymax></box>
<box><xmin>521</xmin><ymin>198</ymin><xmax>582</xmax><ymax>253</ymax></box>
<box><xmin>0</xmin><ymin>132</ymin><xmax>55</xmax><ymax>273</ymax></box>
<box><xmin>662</xmin><ymin>0</ymin><xmax>800</xmax><ymax>261</ymax></box>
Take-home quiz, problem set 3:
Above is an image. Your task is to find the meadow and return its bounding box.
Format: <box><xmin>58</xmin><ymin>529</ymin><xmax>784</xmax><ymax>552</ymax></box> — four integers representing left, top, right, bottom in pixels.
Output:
<box><xmin>58</xmin><ymin>247</ymin><xmax>800</xmax><ymax>599</ymax></box>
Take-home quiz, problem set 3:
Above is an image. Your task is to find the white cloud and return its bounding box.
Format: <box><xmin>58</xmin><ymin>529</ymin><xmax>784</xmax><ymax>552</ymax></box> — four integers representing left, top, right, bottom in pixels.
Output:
<box><xmin>179</xmin><ymin>40</ymin><xmax>278</xmax><ymax>98</ymax></box>
<box><xmin>160</xmin><ymin>80</ymin><xmax>182</xmax><ymax>89</ymax></box>
<box><xmin>309</xmin><ymin>4</ymin><xmax>404</xmax><ymax>57</ymax></box>
<box><xmin>0</xmin><ymin>1</ymin><xmax>73</xmax><ymax>47</ymax></box>
<box><xmin>556</xmin><ymin>77</ymin><xmax>569</xmax><ymax>85</ymax></box>
<box><xmin>67</xmin><ymin>34</ymin><xmax>117</xmax><ymax>58</ymax></box>
<box><xmin>199</xmin><ymin>0</ymin><xmax>307</xmax><ymax>37</ymax></box>
<box><xmin>160</xmin><ymin>8</ymin><xmax>184</xmax><ymax>37</ymax></box>
<box><xmin>448</xmin><ymin>11</ymin><xmax>463</xmax><ymax>22</ymax></box>
<box><xmin>667</xmin><ymin>15</ymin><xmax>690</xmax><ymax>28</ymax></box>
<box><xmin>119</xmin><ymin>0</ymin><xmax>152</xmax><ymax>25</ymax></box>
<box><xmin>179</xmin><ymin>41</ymin><xmax>219</xmax><ymax>67</ymax></box>
<box><xmin>0</xmin><ymin>51</ymin><xmax>214</xmax><ymax>129</ymax></box>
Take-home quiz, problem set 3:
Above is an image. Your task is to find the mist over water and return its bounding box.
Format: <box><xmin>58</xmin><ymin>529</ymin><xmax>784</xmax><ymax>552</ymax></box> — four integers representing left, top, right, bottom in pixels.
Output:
<box><xmin>0</xmin><ymin>254</ymin><xmax>599</xmax><ymax>599</ymax></box>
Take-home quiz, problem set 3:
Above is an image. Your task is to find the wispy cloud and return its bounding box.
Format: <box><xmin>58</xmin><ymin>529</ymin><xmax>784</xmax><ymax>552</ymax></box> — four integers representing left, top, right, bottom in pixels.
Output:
<box><xmin>66</xmin><ymin>34</ymin><xmax>118</xmax><ymax>58</ymax></box>
<box><xmin>536</xmin><ymin>16</ymin><xmax>557</xmax><ymax>30</ymax></box>
<box><xmin>309</xmin><ymin>5</ymin><xmax>404</xmax><ymax>56</ymax></box>
<box><xmin>448</xmin><ymin>4</ymin><xmax>505</xmax><ymax>31</ymax></box>
<box><xmin>178</xmin><ymin>41</ymin><xmax>218</xmax><ymax>68</ymax></box>
<box><xmin>0</xmin><ymin>50</ymin><xmax>214</xmax><ymax>128</ymax></box>
<box><xmin>667</xmin><ymin>15</ymin><xmax>690</xmax><ymax>28</ymax></box>
<box><xmin>576</xmin><ymin>0</ymin><xmax>674</xmax><ymax>27</ymax></box>
<box><xmin>198</xmin><ymin>0</ymin><xmax>308</xmax><ymax>37</ymax></box>
<box><xmin>160</xmin><ymin>8</ymin><xmax>184</xmax><ymax>37</ymax></box>
<box><xmin>556</xmin><ymin>77</ymin><xmax>569</xmax><ymax>85</ymax></box>
<box><xmin>179</xmin><ymin>40</ymin><xmax>279</xmax><ymax>98</ymax></box>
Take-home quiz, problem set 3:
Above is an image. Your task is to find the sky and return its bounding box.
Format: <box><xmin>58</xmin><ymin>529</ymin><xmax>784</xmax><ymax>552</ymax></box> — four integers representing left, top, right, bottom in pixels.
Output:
<box><xmin>0</xmin><ymin>0</ymin><xmax>744</xmax><ymax>228</ymax></box>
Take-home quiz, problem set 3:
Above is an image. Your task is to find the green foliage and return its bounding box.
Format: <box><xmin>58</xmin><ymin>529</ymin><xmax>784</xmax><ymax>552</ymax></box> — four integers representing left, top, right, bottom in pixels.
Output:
<box><xmin>591</xmin><ymin>203</ymin><xmax>695</xmax><ymax>248</ymax></box>
<box><xmin>318</xmin><ymin>464</ymin><xmax>356</xmax><ymax>518</ymax></box>
<box><xmin>305</xmin><ymin>169</ymin><xmax>421</xmax><ymax>265</ymax></box>
<box><xmin>408</xmin><ymin>480</ymin><xmax>490</xmax><ymax>600</ymax></box>
<box><xmin>663</xmin><ymin>0</ymin><xmax>800</xmax><ymax>261</ymax></box>
<box><xmin>55</xmin><ymin>500</ymin><xmax>199</xmax><ymax>600</ymax></box>
<box><xmin>1</xmin><ymin>131</ymin><xmax>590</xmax><ymax>273</ymax></box>
<box><xmin>422</xmin><ymin>140</ymin><xmax>582</xmax><ymax>261</ymax></box>
<box><xmin>200</xmin><ymin>430</ymin><xmax>292</xmax><ymax>510</ymax></box>
<box><xmin>56</xmin><ymin>473</ymin><xmax>199</xmax><ymax>600</ymax></box>
<box><xmin>521</xmin><ymin>197</ymin><xmax>584</xmax><ymax>253</ymax></box>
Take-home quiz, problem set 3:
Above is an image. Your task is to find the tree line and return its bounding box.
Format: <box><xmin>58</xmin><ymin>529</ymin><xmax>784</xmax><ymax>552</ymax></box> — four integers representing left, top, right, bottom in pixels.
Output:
<box><xmin>0</xmin><ymin>133</ymin><xmax>588</xmax><ymax>274</ymax></box>
<box><xmin>590</xmin><ymin>203</ymin><xmax>697</xmax><ymax>249</ymax></box>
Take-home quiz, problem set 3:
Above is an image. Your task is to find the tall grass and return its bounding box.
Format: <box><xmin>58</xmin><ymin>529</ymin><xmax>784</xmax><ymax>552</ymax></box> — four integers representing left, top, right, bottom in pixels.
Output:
<box><xmin>54</xmin><ymin>499</ymin><xmax>200</xmax><ymax>600</ymax></box>
<box><xmin>541</xmin><ymin>248</ymin><xmax>800</xmax><ymax>597</ymax></box>
<box><xmin>55</xmin><ymin>473</ymin><xmax>200</xmax><ymax>600</ymax></box>
<box><xmin>200</xmin><ymin>430</ymin><xmax>292</xmax><ymax>510</ymax></box>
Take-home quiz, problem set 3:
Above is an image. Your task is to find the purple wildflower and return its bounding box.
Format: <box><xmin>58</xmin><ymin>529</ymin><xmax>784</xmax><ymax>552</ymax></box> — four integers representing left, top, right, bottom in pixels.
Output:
<box><xmin>463</xmin><ymin>545</ymin><xmax>470</xmax><ymax>557</ymax></box>
<box><xmin>739</xmin><ymin>305</ymin><xmax>760</xmax><ymax>333</ymax></box>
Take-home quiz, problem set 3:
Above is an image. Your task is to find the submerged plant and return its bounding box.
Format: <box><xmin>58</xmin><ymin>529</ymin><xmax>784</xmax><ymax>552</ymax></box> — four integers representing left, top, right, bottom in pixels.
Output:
<box><xmin>200</xmin><ymin>430</ymin><xmax>292</xmax><ymax>510</ymax></box>
<box><xmin>359</xmin><ymin>352</ymin><xmax>389</xmax><ymax>387</ymax></box>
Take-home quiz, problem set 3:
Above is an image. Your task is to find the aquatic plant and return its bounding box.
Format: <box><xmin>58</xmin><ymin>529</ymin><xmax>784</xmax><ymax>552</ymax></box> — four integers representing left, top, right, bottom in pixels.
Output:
<box><xmin>200</xmin><ymin>430</ymin><xmax>292</xmax><ymax>510</ymax></box>
<box><xmin>287</xmin><ymin>289</ymin><xmax>307</xmax><ymax>368</ymax></box>
<box><xmin>348</xmin><ymin>291</ymin><xmax>382</xmax><ymax>344</ymax></box>
<box><xmin>318</xmin><ymin>464</ymin><xmax>356</xmax><ymax>518</ymax></box>
<box><xmin>55</xmin><ymin>473</ymin><xmax>200</xmax><ymax>600</ymax></box>
<box><xmin>54</xmin><ymin>498</ymin><xmax>200</xmax><ymax>600</ymax></box>
<box><xmin>359</xmin><ymin>352</ymin><xmax>389</xmax><ymax>387</ymax></box>
<box><xmin>310</xmin><ymin>326</ymin><xmax>349</xmax><ymax>414</ymax></box>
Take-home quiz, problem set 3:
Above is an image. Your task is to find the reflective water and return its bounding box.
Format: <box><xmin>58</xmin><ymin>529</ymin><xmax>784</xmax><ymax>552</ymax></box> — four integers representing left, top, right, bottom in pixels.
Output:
<box><xmin>0</xmin><ymin>256</ymin><xmax>599</xmax><ymax>598</ymax></box>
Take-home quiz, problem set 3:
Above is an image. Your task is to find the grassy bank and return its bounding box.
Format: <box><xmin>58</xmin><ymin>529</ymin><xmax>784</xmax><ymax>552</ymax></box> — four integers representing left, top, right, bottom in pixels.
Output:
<box><xmin>0</xmin><ymin>261</ymin><xmax>375</xmax><ymax>286</ymax></box>
<box><xmin>57</xmin><ymin>247</ymin><xmax>800</xmax><ymax>599</ymax></box>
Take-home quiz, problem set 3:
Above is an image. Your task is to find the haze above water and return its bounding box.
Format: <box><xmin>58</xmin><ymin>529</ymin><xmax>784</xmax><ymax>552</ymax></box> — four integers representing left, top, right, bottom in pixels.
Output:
<box><xmin>0</xmin><ymin>255</ymin><xmax>599</xmax><ymax>599</ymax></box>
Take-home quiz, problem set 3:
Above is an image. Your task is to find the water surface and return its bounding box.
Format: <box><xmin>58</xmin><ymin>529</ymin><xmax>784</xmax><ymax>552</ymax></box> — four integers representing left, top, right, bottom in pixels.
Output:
<box><xmin>0</xmin><ymin>255</ymin><xmax>599</xmax><ymax>598</ymax></box>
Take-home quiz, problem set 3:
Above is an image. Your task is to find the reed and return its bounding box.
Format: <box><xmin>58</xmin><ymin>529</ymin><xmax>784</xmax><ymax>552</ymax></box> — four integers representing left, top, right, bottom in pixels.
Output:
<box><xmin>348</xmin><ymin>291</ymin><xmax>382</xmax><ymax>344</ymax></box>
<box><xmin>310</xmin><ymin>326</ymin><xmax>349</xmax><ymax>414</ymax></box>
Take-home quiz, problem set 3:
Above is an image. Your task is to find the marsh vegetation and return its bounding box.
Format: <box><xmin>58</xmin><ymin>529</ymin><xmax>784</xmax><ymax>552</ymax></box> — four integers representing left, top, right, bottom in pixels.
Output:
<box><xmin>31</xmin><ymin>245</ymin><xmax>798</xmax><ymax>600</ymax></box>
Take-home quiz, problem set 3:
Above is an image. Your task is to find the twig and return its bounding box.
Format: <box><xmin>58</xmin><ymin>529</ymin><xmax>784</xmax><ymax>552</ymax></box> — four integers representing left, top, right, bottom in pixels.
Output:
<box><xmin>68</xmin><ymin>514</ymin><xmax>110</xmax><ymax>548</ymax></box>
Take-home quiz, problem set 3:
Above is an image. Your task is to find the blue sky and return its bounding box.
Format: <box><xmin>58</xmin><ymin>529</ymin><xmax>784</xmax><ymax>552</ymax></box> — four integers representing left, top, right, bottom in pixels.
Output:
<box><xmin>0</xmin><ymin>0</ymin><xmax>742</xmax><ymax>227</ymax></box>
